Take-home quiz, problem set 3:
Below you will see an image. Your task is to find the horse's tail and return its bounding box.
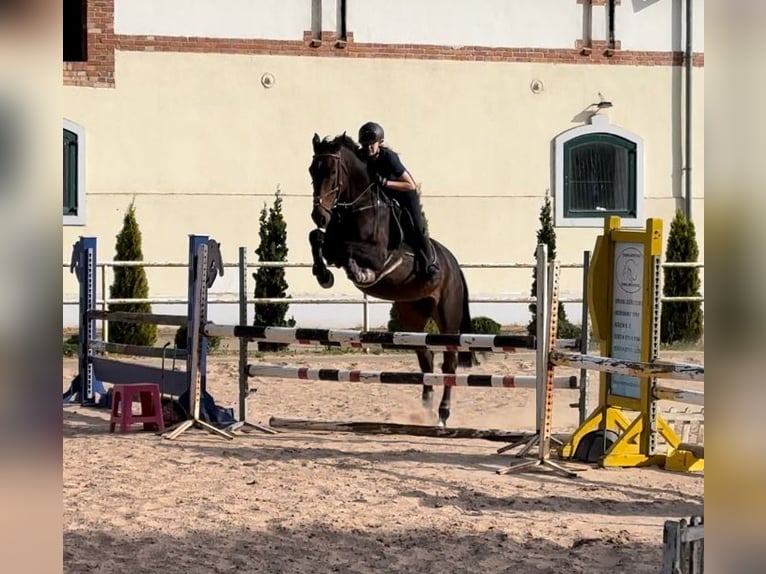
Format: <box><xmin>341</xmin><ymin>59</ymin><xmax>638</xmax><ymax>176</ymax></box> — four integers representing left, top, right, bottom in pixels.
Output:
<box><xmin>457</xmin><ymin>268</ymin><xmax>479</xmax><ymax>368</ymax></box>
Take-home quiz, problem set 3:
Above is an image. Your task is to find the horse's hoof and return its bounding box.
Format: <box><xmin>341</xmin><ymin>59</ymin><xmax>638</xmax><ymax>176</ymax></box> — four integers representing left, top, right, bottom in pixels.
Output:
<box><xmin>320</xmin><ymin>272</ymin><xmax>334</xmax><ymax>289</ymax></box>
<box><xmin>438</xmin><ymin>408</ymin><xmax>450</xmax><ymax>427</ymax></box>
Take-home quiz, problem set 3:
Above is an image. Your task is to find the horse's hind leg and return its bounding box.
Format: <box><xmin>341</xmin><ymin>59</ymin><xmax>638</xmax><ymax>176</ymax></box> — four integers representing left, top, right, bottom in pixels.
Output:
<box><xmin>437</xmin><ymin>351</ymin><xmax>458</xmax><ymax>427</ymax></box>
<box><xmin>394</xmin><ymin>302</ymin><xmax>437</xmax><ymax>416</ymax></box>
<box><xmin>434</xmin><ymin>288</ymin><xmax>466</xmax><ymax>427</ymax></box>
<box><xmin>415</xmin><ymin>348</ymin><xmax>436</xmax><ymax>412</ymax></box>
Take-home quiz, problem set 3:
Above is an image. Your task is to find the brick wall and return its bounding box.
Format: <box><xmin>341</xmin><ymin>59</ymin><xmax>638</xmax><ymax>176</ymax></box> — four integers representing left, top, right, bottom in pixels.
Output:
<box><xmin>63</xmin><ymin>0</ymin><xmax>115</xmax><ymax>88</ymax></box>
<box><xmin>63</xmin><ymin>1</ymin><xmax>703</xmax><ymax>90</ymax></box>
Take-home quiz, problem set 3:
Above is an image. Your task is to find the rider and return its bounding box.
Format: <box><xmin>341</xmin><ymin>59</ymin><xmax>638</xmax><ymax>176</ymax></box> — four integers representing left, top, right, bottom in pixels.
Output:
<box><xmin>357</xmin><ymin>121</ymin><xmax>440</xmax><ymax>280</ymax></box>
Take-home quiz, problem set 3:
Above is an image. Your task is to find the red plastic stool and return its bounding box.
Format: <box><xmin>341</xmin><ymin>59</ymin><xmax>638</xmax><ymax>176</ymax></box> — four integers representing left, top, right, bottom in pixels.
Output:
<box><xmin>109</xmin><ymin>383</ymin><xmax>165</xmax><ymax>433</ymax></box>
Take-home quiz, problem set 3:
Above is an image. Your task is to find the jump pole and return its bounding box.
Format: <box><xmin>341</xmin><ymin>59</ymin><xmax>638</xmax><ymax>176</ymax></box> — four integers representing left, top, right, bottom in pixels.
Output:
<box><xmin>205</xmin><ymin>325</ymin><xmax>536</xmax><ymax>352</ymax></box>
<box><xmin>246</xmin><ymin>364</ymin><xmax>576</xmax><ymax>388</ymax></box>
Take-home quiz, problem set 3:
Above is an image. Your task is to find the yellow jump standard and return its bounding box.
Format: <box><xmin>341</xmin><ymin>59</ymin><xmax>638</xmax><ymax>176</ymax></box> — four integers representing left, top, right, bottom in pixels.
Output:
<box><xmin>558</xmin><ymin>216</ymin><xmax>703</xmax><ymax>472</ymax></box>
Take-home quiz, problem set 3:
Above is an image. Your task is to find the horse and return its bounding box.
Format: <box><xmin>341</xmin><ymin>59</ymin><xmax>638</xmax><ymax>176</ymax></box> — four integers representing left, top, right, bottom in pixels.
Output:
<box><xmin>307</xmin><ymin>132</ymin><xmax>478</xmax><ymax>427</ymax></box>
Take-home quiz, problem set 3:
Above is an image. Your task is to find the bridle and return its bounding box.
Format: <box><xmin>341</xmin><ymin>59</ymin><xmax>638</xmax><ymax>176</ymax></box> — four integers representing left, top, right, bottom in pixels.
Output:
<box><xmin>311</xmin><ymin>152</ymin><xmax>344</xmax><ymax>221</ymax></box>
<box><xmin>312</xmin><ymin>149</ymin><xmax>378</xmax><ymax>221</ymax></box>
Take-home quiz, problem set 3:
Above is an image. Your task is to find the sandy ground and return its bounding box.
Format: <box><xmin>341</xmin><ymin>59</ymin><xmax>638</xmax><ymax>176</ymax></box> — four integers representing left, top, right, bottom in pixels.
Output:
<box><xmin>63</xmin><ymin>348</ymin><xmax>704</xmax><ymax>574</ymax></box>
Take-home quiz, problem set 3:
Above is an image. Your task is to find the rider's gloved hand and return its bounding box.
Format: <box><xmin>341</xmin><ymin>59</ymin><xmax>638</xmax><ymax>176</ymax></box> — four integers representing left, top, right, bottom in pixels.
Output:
<box><xmin>375</xmin><ymin>174</ymin><xmax>388</xmax><ymax>189</ymax></box>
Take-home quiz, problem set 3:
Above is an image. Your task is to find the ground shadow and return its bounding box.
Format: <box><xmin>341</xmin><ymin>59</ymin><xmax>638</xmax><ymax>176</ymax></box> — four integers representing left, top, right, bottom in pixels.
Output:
<box><xmin>64</xmin><ymin>522</ymin><xmax>664</xmax><ymax>574</ymax></box>
<box><xmin>170</xmin><ymin>440</ymin><xmax>703</xmax><ymax>519</ymax></box>
<box><xmin>64</xmin><ymin>412</ymin><xmax>703</xmax><ymax>520</ymax></box>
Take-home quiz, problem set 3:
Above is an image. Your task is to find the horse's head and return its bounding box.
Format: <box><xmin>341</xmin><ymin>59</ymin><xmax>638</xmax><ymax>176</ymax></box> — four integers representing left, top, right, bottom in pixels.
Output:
<box><xmin>309</xmin><ymin>132</ymin><xmax>368</xmax><ymax>228</ymax></box>
<box><xmin>309</xmin><ymin>133</ymin><xmax>341</xmax><ymax>227</ymax></box>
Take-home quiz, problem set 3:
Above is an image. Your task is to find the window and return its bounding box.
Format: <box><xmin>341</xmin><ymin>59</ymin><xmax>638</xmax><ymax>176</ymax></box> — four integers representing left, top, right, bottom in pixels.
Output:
<box><xmin>311</xmin><ymin>0</ymin><xmax>322</xmax><ymax>45</ymax></box>
<box><xmin>337</xmin><ymin>0</ymin><xmax>347</xmax><ymax>43</ymax></box>
<box><xmin>607</xmin><ymin>0</ymin><xmax>616</xmax><ymax>51</ymax></box>
<box><xmin>554</xmin><ymin>115</ymin><xmax>643</xmax><ymax>227</ymax></box>
<box><xmin>63</xmin><ymin>120</ymin><xmax>86</xmax><ymax>225</ymax></box>
<box><xmin>64</xmin><ymin>0</ymin><xmax>87</xmax><ymax>62</ymax></box>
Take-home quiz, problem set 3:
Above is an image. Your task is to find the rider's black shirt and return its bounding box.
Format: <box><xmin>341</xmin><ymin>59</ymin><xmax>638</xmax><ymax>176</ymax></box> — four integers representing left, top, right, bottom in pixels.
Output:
<box><xmin>365</xmin><ymin>147</ymin><xmax>408</xmax><ymax>183</ymax></box>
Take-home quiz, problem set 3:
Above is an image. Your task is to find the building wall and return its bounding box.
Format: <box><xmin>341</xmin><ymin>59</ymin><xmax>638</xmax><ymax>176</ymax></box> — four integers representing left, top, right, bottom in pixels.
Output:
<box><xmin>63</xmin><ymin>0</ymin><xmax>704</xmax><ymax>328</ymax></box>
<box><xmin>114</xmin><ymin>0</ymin><xmax>312</xmax><ymax>40</ymax></box>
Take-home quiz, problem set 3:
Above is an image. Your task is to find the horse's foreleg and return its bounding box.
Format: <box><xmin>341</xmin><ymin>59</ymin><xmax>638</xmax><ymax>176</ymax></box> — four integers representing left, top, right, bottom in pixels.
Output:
<box><xmin>438</xmin><ymin>351</ymin><xmax>458</xmax><ymax>427</ymax></box>
<box><xmin>308</xmin><ymin>229</ymin><xmax>334</xmax><ymax>289</ymax></box>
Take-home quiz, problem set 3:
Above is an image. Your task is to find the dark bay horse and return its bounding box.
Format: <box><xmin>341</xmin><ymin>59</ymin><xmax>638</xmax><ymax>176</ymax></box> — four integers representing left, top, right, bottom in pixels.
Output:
<box><xmin>308</xmin><ymin>133</ymin><xmax>478</xmax><ymax>427</ymax></box>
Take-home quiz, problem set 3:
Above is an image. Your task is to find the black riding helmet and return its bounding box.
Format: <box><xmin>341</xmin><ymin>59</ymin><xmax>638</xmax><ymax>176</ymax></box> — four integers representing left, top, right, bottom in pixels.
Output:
<box><xmin>358</xmin><ymin>122</ymin><xmax>384</xmax><ymax>145</ymax></box>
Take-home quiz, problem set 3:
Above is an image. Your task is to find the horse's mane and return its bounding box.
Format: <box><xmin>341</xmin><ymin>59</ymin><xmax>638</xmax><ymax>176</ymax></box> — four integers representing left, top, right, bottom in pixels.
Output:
<box><xmin>317</xmin><ymin>133</ymin><xmax>357</xmax><ymax>152</ymax></box>
<box><xmin>315</xmin><ymin>133</ymin><xmax>368</xmax><ymax>164</ymax></box>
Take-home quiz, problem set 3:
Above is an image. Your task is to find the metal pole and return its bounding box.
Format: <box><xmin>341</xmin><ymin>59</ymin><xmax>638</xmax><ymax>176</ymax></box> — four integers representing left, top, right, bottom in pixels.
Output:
<box><xmin>684</xmin><ymin>0</ymin><xmax>693</xmax><ymax>220</ymax></box>
<box><xmin>101</xmin><ymin>263</ymin><xmax>108</xmax><ymax>342</ymax></box>
<box><xmin>363</xmin><ymin>293</ymin><xmax>370</xmax><ymax>354</ymax></box>
<box><xmin>578</xmin><ymin>250</ymin><xmax>591</xmax><ymax>424</ymax></box>
<box><xmin>535</xmin><ymin>243</ymin><xmax>548</xmax><ymax>436</ymax></box>
<box><xmin>238</xmin><ymin>247</ymin><xmax>248</xmax><ymax>423</ymax></box>
<box><xmin>363</xmin><ymin>293</ymin><xmax>370</xmax><ymax>331</ymax></box>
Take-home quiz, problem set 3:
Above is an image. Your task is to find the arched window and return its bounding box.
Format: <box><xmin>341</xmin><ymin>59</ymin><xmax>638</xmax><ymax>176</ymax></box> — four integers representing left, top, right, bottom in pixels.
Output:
<box><xmin>554</xmin><ymin>115</ymin><xmax>643</xmax><ymax>227</ymax></box>
<box><xmin>64</xmin><ymin>119</ymin><xmax>86</xmax><ymax>225</ymax></box>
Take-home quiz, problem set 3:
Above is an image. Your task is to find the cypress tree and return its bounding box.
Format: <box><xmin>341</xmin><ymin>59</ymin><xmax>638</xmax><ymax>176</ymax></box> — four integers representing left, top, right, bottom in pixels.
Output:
<box><xmin>107</xmin><ymin>201</ymin><xmax>157</xmax><ymax>345</ymax></box>
<box><xmin>253</xmin><ymin>189</ymin><xmax>295</xmax><ymax>351</ymax></box>
<box><xmin>661</xmin><ymin>210</ymin><xmax>704</xmax><ymax>344</ymax></box>
<box><xmin>527</xmin><ymin>196</ymin><xmax>579</xmax><ymax>339</ymax></box>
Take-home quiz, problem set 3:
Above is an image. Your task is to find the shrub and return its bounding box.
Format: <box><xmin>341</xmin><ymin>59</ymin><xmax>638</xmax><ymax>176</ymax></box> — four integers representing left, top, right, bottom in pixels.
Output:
<box><xmin>387</xmin><ymin>305</ymin><xmax>438</xmax><ymax>333</ymax></box>
<box><xmin>661</xmin><ymin>210</ymin><xmax>703</xmax><ymax>344</ymax></box>
<box><xmin>470</xmin><ymin>316</ymin><xmax>502</xmax><ymax>335</ymax></box>
<box><xmin>527</xmin><ymin>196</ymin><xmax>581</xmax><ymax>341</ymax></box>
<box><xmin>107</xmin><ymin>201</ymin><xmax>157</xmax><ymax>346</ymax></box>
<box><xmin>174</xmin><ymin>325</ymin><xmax>221</xmax><ymax>353</ymax></box>
<box><xmin>253</xmin><ymin>189</ymin><xmax>296</xmax><ymax>352</ymax></box>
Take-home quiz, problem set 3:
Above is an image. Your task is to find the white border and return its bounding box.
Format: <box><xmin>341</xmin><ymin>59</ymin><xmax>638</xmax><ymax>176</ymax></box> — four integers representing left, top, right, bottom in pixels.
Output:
<box><xmin>554</xmin><ymin>114</ymin><xmax>644</xmax><ymax>228</ymax></box>
<box><xmin>63</xmin><ymin>119</ymin><xmax>86</xmax><ymax>226</ymax></box>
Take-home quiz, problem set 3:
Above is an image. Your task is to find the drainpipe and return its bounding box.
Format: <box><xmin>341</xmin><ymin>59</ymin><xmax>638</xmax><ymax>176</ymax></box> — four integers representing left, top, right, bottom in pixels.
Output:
<box><xmin>684</xmin><ymin>0</ymin><xmax>693</xmax><ymax>220</ymax></box>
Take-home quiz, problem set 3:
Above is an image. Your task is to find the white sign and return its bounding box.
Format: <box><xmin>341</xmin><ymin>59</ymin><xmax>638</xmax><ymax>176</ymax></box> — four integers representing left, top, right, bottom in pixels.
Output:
<box><xmin>610</xmin><ymin>242</ymin><xmax>644</xmax><ymax>398</ymax></box>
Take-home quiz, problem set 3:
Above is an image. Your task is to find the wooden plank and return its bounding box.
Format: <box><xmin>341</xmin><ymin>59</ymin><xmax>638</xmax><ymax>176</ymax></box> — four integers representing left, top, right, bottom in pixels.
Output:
<box><xmin>550</xmin><ymin>350</ymin><xmax>704</xmax><ymax>382</ymax></box>
<box><xmin>87</xmin><ymin>310</ymin><xmax>188</xmax><ymax>326</ymax></box>
<box><xmin>268</xmin><ymin>417</ymin><xmax>572</xmax><ymax>443</ymax></box>
<box><xmin>91</xmin><ymin>340</ymin><xmax>187</xmax><ymax>359</ymax></box>
<box><xmin>677</xmin><ymin>442</ymin><xmax>704</xmax><ymax>458</ymax></box>
<box><xmin>91</xmin><ymin>357</ymin><xmax>188</xmax><ymax>396</ymax></box>
<box><xmin>654</xmin><ymin>385</ymin><xmax>705</xmax><ymax>406</ymax></box>
<box><xmin>661</xmin><ymin>520</ymin><xmax>680</xmax><ymax>574</ymax></box>
<box><xmin>681</xmin><ymin>524</ymin><xmax>705</xmax><ymax>543</ymax></box>
<box><xmin>688</xmin><ymin>516</ymin><xmax>704</xmax><ymax>574</ymax></box>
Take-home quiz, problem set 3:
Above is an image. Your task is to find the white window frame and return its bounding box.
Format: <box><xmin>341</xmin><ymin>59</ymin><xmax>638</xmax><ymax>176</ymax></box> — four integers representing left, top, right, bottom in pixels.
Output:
<box><xmin>554</xmin><ymin>114</ymin><xmax>644</xmax><ymax>228</ymax></box>
<box><xmin>63</xmin><ymin>118</ymin><xmax>86</xmax><ymax>226</ymax></box>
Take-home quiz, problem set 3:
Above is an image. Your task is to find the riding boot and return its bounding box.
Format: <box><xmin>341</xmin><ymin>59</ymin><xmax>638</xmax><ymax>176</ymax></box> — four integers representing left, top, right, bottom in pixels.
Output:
<box><xmin>415</xmin><ymin>232</ymin><xmax>439</xmax><ymax>280</ymax></box>
<box><xmin>398</xmin><ymin>192</ymin><xmax>439</xmax><ymax>280</ymax></box>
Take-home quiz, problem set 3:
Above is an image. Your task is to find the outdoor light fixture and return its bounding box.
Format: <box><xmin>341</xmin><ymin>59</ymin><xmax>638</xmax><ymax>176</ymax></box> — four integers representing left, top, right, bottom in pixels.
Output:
<box><xmin>594</xmin><ymin>92</ymin><xmax>613</xmax><ymax>110</ymax></box>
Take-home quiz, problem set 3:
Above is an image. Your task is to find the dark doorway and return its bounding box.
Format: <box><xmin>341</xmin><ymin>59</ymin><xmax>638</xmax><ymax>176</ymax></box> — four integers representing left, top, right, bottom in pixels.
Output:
<box><xmin>64</xmin><ymin>0</ymin><xmax>87</xmax><ymax>62</ymax></box>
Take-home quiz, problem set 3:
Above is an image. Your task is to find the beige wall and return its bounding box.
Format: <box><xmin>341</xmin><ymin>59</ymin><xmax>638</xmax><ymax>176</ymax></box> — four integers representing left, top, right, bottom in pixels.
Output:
<box><xmin>63</xmin><ymin>51</ymin><xmax>704</xmax><ymax>327</ymax></box>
